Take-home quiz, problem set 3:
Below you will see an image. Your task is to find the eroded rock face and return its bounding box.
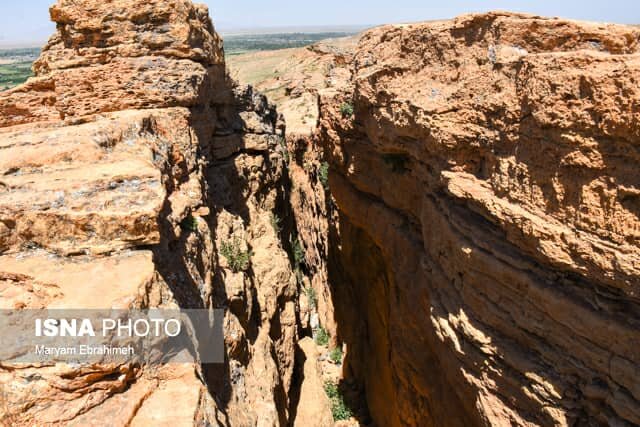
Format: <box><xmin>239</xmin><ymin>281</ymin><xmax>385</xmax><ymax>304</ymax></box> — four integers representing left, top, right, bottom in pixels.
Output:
<box><xmin>1</xmin><ymin>0</ymin><xmax>223</xmax><ymax>128</ymax></box>
<box><xmin>320</xmin><ymin>12</ymin><xmax>640</xmax><ymax>427</ymax></box>
<box><xmin>0</xmin><ymin>1</ymin><xmax>298</xmax><ymax>426</ymax></box>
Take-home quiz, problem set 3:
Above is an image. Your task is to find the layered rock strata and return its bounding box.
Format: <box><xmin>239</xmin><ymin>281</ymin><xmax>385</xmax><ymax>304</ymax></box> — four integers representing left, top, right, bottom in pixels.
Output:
<box><xmin>319</xmin><ymin>12</ymin><xmax>640</xmax><ymax>427</ymax></box>
<box><xmin>3</xmin><ymin>3</ymin><xmax>640</xmax><ymax>426</ymax></box>
<box><xmin>0</xmin><ymin>1</ymin><xmax>298</xmax><ymax>425</ymax></box>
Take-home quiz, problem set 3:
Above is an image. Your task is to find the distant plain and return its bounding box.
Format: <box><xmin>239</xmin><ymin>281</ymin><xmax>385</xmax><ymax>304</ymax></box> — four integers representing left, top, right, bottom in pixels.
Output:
<box><xmin>0</xmin><ymin>47</ymin><xmax>39</xmax><ymax>90</ymax></box>
<box><xmin>0</xmin><ymin>32</ymin><xmax>358</xmax><ymax>91</ymax></box>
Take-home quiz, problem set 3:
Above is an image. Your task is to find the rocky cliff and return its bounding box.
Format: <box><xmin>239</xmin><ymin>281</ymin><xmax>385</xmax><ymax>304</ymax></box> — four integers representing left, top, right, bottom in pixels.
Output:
<box><xmin>319</xmin><ymin>11</ymin><xmax>640</xmax><ymax>427</ymax></box>
<box><xmin>0</xmin><ymin>1</ymin><xmax>300</xmax><ymax>425</ymax></box>
<box><xmin>2</xmin><ymin>3</ymin><xmax>640</xmax><ymax>427</ymax></box>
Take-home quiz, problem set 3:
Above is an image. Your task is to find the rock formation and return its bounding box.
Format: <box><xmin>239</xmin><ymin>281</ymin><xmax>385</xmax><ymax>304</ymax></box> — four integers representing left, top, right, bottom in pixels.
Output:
<box><xmin>0</xmin><ymin>0</ymin><xmax>300</xmax><ymax>425</ymax></box>
<box><xmin>319</xmin><ymin>11</ymin><xmax>640</xmax><ymax>427</ymax></box>
<box><xmin>2</xmin><ymin>2</ymin><xmax>640</xmax><ymax>426</ymax></box>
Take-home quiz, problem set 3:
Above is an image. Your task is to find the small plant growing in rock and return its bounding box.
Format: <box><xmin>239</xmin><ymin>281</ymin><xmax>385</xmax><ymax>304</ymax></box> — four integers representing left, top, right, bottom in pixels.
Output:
<box><xmin>329</xmin><ymin>346</ymin><xmax>343</xmax><ymax>364</ymax></box>
<box><xmin>314</xmin><ymin>326</ymin><xmax>329</xmax><ymax>346</ymax></box>
<box><xmin>220</xmin><ymin>237</ymin><xmax>252</xmax><ymax>273</ymax></box>
<box><xmin>292</xmin><ymin>237</ymin><xmax>305</xmax><ymax>268</ymax></box>
<box><xmin>339</xmin><ymin>102</ymin><xmax>354</xmax><ymax>119</ymax></box>
<box><xmin>180</xmin><ymin>215</ymin><xmax>199</xmax><ymax>233</ymax></box>
<box><xmin>318</xmin><ymin>162</ymin><xmax>329</xmax><ymax>190</ymax></box>
<box><xmin>270</xmin><ymin>213</ymin><xmax>282</xmax><ymax>234</ymax></box>
<box><xmin>382</xmin><ymin>153</ymin><xmax>410</xmax><ymax>173</ymax></box>
<box><xmin>305</xmin><ymin>286</ymin><xmax>317</xmax><ymax>310</ymax></box>
<box><xmin>324</xmin><ymin>380</ymin><xmax>353</xmax><ymax>421</ymax></box>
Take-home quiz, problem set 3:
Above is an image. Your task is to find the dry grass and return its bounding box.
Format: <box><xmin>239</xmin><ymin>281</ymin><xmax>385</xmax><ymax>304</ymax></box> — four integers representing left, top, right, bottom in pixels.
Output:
<box><xmin>226</xmin><ymin>36</ymin><xmax>358</xmax><ymax>134</ymax></box>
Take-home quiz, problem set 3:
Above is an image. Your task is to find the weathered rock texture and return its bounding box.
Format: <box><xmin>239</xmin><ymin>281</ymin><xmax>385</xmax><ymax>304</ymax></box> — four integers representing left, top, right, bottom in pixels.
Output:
<box><xmin>229</xmin><ymin>38</ymin><xmax>359</xmax><ymax>343</ymax></box>
<box><xmin>227</xmin><ymin>37</ymin><xmax>357</xmax><ymax>135</ymax></box>
<box><xmin>319</xmin><ymin>12</ymin><xmax>640</xmax><ymax>427</ymax></box>
<box><xmin>4</xmin><ymin>3</ymin><xmax>640</xmax><ymax>426</ymax></box>
<box><xmin>0</xmin><ymin>1</ymin><xmax>299</xmax><ymax>425</ymax></box>
<box><xmin>284</xmin><ymin>42</ymin><xmax>355</xmax><ymax>341</ymax></box>
<box><xmin>228</xmin><ymin>40</ymin><xmax>369</xmax><ymax>425</ymax></box>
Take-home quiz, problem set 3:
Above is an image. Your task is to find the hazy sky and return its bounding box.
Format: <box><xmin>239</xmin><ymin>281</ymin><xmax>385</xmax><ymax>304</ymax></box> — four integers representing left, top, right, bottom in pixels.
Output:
<box><xmin>1</xmin><ymin>0</ymin><xmax>638</xmax><ymax>46</ymax></box>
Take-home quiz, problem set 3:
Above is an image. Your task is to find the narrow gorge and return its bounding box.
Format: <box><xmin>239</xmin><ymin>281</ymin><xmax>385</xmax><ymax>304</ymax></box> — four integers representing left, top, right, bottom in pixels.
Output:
<box><xmin>1</xmin><ymin>2</ymin><xmax>639</xmax><ymax>427</ymax></box>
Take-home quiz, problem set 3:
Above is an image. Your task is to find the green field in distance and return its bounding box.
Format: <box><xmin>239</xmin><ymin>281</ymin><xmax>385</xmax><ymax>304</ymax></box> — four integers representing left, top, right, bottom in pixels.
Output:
<box><xmin>0</xmin><ymin>33</ymin><xmax>356</xmax><ymax>91</ymax></box>
<box><xmin>0</xmin><ymin>48</ymin><xmax>39</xmax><ymax>91</ymax></box>
<box><xmin>223</xmin><ymin>32</ymin><xmax>354</xmax><ymax>55</ymax></box>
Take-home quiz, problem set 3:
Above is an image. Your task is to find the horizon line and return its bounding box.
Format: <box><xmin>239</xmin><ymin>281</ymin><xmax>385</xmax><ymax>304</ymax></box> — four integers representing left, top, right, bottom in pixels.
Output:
<box><xmin>0</xmin><ymin>23</ymin><xmax>373</xmax><ymax>49</ymax></box>
<box><xmin>2</xmin><ymin>13</ymin><xmax>638</xmax><ymax>49</ymax></box>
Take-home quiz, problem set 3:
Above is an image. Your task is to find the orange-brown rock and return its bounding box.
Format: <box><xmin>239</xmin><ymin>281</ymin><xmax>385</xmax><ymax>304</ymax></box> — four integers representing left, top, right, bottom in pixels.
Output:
<box><xmin>0</xmin><ymin>1</ymin><xmax>299</xmax><ymax>426</ymax></box>
<box><xmin>228</xmin><ymin>39</ymin><xmax>359</xmax><ymax>345</ymax></box>
<box><xmin>320</xmin><ymin>12</ymin><xmax>640</xmax><ymax>427</ymax></box>
<box><xmin>228</xmin><ymin>37</ymin><xmax>357</xmax><ymax>135</ymax></box>
<box><xmin>1</xmin><ymin>0</ymin><xmax>223</xmax><ymax>128</ymax></box>
<box><xmin>293</xmin><ymin>337</ymin><xmax>334</xmax><ymax>427</ymax></box>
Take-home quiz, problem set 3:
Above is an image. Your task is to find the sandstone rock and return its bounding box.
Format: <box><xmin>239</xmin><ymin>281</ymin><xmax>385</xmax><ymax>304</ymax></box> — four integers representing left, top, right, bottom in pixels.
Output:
<box><xmin>0</xmin><ymin>250</ymin><xmax>154</xmax><ymax>309</ymax></box>
<box><xmin>6</xmin><ymin>1</ymin><xmax>637</xmax><ymax>425</ymax></box>
<box><xmin>320</xmin><ymin>11</ymin><xmax>640</xmax><ymax>427</ymax></box>
<box><xmin>1</xmin><ymin>0</ymin><xmax>224</xmax><ymax>128</ymax></box>
<box><xmin>228</xmin><ymin>37</ymin><xmax>357</xmax><ymax>135</ymax></box>
<box><xmin>0</xmin><ymin>1</ymin><xmax>299</xmax><ymax>426</ymax></box>
<box><xmin>293</xmin><ymin>338</ymin><xmax>334</xmax><ymax>427</ymax></box>
<box><xmin>287</xmin><ymin>134</ymin><xmax>338</xmax><ymax>340</ymax></box>
<box><xmin>40</xmin><ymin>0</ymin><xmax>223</xmax><ymax>71</ymax></box>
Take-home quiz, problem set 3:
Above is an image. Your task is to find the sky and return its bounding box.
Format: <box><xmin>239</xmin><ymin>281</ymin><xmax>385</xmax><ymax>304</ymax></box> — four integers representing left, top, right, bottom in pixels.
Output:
<box><xmin>0</xmin><ymin>0</ymin><xmax>638</xmax><ymax>47</ymax></box>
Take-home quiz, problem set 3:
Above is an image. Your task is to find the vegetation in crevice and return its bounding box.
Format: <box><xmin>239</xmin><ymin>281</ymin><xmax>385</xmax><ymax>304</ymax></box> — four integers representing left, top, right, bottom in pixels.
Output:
<box><xmin>180</xmin><ymin>215</ymin><xmax>199</xmax><ymax>233</ymax></box>
<box><xmin>329</xmin><ymin>346</ymin><xmax>343</xmax><ymax>364</ymax></box>
<box><xmin>220</xmin><ymin>237</ymin><xmax>253</xmax><ymax>273</ymax></box>
<box><xmin>318</xmin><ymin>161</ymin><xmax>330</xmax><ymax>190</ymax></box>
<box><xmin>270</xmin><ymin>213</ymin><xmax>282</xmax><ymax>234</ymax></box>
<box><xmin>304</xmin><ymin>286</ymin><xmax>317</xmax><ymax>310</ymax></box>
<box><xmin>324</xmin><ymin>380</ymin><xmax>353</xmax><ymax>421</ymax></box>
<box><xmin>314</xmin><ymin>326</ymin><xmax>329</xmax><ymax>346</ymax></box>
<box><xmin>292</xmin><ymin>237</ymin><xmax>305</xmax><ymax>268</ymax></box>
<box><xmin>339</xmin><ymin>102</ymin><xmax>354</xmax><ymax>119</ymax></box>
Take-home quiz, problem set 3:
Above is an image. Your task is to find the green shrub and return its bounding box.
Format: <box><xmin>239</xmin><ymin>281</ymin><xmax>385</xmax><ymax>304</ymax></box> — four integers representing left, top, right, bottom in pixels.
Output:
<box><xmin>180</xmin><ymin>215</ymin><xmax>199</xmax><ymax>232</ymax></box>
<box><xmin>318</xmin><ymin>161</ymin><xmax>329</xmax><ymax>190</ymax></box>
<box><xmin>270</xmin><ymin>213</ymin><xmax>282</xmax><ymax>234</ymax></box>
<box><xmin>324</xmin><ymin>381</ymin><xmax>353</xmax><ymax>421</ymax></box>
<box><xmin>339</xmin><ymin>102</ymin><xmax>354</xmax><ymax>119</ymax></box>
<box><xmin>220</xmin><ymin>237</ymin><xmax>252</xmax><ymax>273</ymax></box>
<box><xmin>329</xmin><ymin>346</ymin><xmax>343</xmax><ymax>364</ymax></box>
<box><xmin>292</xmin><ymin>237</ymin><xmax>305</xmax><ymax>268</ymax></box>
<box><xmin>314</xmin><ymin>326</ymin><xmax>329</xmax><ymax>346</ymax></box>
<box><xmin>382</xmin><ymin>153</ymin><xmax>410</xmax><ymax>173</ymax></box>
<box><xmin>305</xmin><ymin>286</ymin><xmax>317</xmax><ymax>310</ymax></box>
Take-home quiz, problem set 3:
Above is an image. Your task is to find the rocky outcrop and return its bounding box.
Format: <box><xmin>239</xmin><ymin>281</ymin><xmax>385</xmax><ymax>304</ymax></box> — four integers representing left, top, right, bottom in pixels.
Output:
<box><xmin>4</xmin><ymin>3</ymin><xmax>639</xmax><ymax>426</ymax></box>
<box><xmin>0</xmin><ymin>1</ymin><xmax>299</xmax><ymax>425</ymax></box>
<box><xmin>267</xmin><ymin>40</ymin><xmax>356</xmax><ymax>341</ymax></box>
<box><xmin>292</xmin><ymin>337</ymin><xmax>334</xmax><ymax>427</ymax></box>
<box><xmin>228</xmin><ymin>38</ymin><xmax>370</xmax><ymax>425</ymax></box>
<box><xmin>227</xmin><ymin>37</ymin><xmax>356</xmax><ymax>135</ymax></box>
<box><xmin>319</xmin><ymin>12</ymin><xmax>640</xmax><ymax>427</ymax></box>
<box><xmin>228</xmin><ymin>38</ymin><xmax>359</xmax><ymax>344</ymax></box>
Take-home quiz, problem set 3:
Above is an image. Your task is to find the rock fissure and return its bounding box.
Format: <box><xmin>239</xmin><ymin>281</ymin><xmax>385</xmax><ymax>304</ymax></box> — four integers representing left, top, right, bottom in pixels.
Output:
<box><xmin>301</xmin><ymin>12</ymin><xmax>640</xmax><ymax>427</ymax></box>
<box><xmin>2</xmin><ymin>3</ymin><xmax>640</xmax><ymax>427</ymax></box>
